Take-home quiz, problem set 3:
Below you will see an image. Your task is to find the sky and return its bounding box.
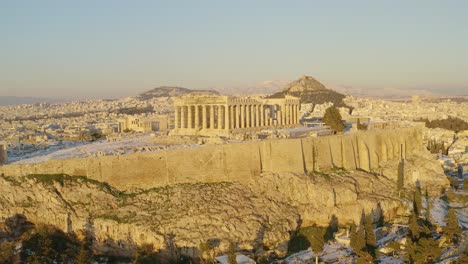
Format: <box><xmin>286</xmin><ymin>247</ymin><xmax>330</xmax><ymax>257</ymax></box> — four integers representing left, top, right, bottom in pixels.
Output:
<box><xmin>1</xmin><ymin>0</ymin><xmax>467</xmax><ymax>99</ymax></box>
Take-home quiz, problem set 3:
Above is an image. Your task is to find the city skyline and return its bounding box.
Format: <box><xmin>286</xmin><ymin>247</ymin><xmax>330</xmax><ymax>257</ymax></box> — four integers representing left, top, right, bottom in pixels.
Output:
<box><xmin>1</xmin><ymin>0</ymin><xmax>467</xmax><ymax>99</ymax></box>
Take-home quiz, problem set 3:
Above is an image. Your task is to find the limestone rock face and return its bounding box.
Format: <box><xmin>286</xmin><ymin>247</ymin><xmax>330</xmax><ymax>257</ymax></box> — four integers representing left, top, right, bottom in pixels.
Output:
<box><xmin>0</xmin><ymin>176</ymin><xmax>299</xmax><ymax>257</ymax></box>
<box><xmin>380</xmin><ymin>152</ymin><xmax>449</xmax><ymax>196</ymax></box>
<box><xmin>248</xmin><ymin>171</ymin><xmax>405</xmax><ymax>227</ymax></box>
<box><xmin>0</xmin><ymin>152</ymin><xmax>448</xmax><ymax>257</ymax></box>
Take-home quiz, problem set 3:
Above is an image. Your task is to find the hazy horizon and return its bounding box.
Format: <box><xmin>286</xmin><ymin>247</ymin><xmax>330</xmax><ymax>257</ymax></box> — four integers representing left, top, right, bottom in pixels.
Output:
<box><xmin>1</xmin><ymin>1</ymin><xmax>467</xmax><ymax>99</ymax></box>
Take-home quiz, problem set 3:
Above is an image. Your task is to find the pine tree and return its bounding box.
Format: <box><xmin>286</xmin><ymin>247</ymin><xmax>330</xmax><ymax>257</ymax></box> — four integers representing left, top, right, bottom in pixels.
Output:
<box><xmin>443</xmin><ymin>207</ymin><xmax>461</xmax><ymax>244</ymax></box>
<box><xmin>228</xmin><ymin>241</ymin><xmax>237</xmax><ymax>264</ymax></box>
<box><xmin>76</xmin><ymin>244</ymin><xmax>91</xmax><ymax>264</ymax></box>
<box><xmin>356</xmin><ymin>251</ymin><xmax>374</xmax><ymax>264</ymax></box>
<box><xmin>199</xmin><ymin>241</ymin><xmax>214</xmax><ymax>264</ymax></box>
<box><xmin>308</xmin><ymin>228</ymin><xmax>324</xmax><ymax>264</ymax></box>
<box><xmin>323</xmin><ymin>106</ymin><xmax>344</xmax><ymax>133</ymax></box>
<box><xmin>408</xmin><ymin>213</ymin><xmax>420</xmax><ymax>241</ymax></box>
<box><xmin>413</xmin><ymin>187</ymin><xmax>422</xmax><ymax>216</ymax></box>
<box><xmin>405</xmin><ymin>237</ymin><xmax>441</xmax><ymax>263</ymax></box>
<box><xmin>356</xmin><ymin>224</ymin><xmax>366</xmax><ymax>253</ymax></box>
<box><xmin>364</xmin><ymin>214</ymin><xmax>377</xmax><ymax>258</ymax></box>
<box><xmin>376</xmin><ymin>203</ymin><xmax>385</xmax><ymax>228</ymax></box>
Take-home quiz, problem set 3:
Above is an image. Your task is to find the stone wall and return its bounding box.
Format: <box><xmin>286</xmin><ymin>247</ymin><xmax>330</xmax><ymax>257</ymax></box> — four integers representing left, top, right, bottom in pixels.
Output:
<box><xmin>0</xmin><ymin>127</ymin><xmax>423</xmax><ymax>190</ymax></box>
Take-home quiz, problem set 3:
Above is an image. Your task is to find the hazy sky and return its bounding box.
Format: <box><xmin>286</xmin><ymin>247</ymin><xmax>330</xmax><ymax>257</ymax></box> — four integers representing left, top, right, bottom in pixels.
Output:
<box><xmin>1</xmin><ymin>0</ymin><xmax>467</xmax><ymax>99</ymax></box>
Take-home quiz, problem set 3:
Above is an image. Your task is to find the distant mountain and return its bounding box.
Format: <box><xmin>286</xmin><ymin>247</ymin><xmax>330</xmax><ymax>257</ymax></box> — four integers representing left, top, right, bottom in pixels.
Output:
<box><xmin>0</xmin><ymin>96</ymin><xmax>64</xmax><ymax>106</ymax></box>
<box><xmin>267</xmin><ymin>76</ymin><xmax>349</xmax><ymax>108</ymax></box>
<box><xmin>138</xmin><ymin>86</ymin><xmax>219</xmax><ymax>100</ymax></box>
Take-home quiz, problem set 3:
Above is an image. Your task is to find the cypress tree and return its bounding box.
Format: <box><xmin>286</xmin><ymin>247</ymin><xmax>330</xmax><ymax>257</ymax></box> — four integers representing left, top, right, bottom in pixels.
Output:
<box><xmin>356</xmin><ymin>227</ymin><xmax>366</xmax><ymax>253</ymax></box>
<box><xmin>364</xmin><ymin>214</ymin><xmax>377</xmax><ymax>258</ymax></box>
<box><xmin>376</xmin><ymin>203</ymin><xmax>385</xmax><ymax>228</ymax></box>
<box><xmin>408</xmin><ymin>213</ymin><xmax>420</xmax><ymax>241</ymax></box>
<box><xmin>413</xmin><ymin>187</ymin><xmax>422</xmax><ymax>216</ymax></box>
<box><xmin>308</xmin><ymin>228</ymin><xmax>324</xmax><ymax>264</ymax></box>
<box><xmin>228</xmin><ymin>241</ymin><xmax>236</xmax><ymax>264</ymax></box>
<box><xmin>443</xmin><ymin>207</ymin><xmax>460</xmax><ymax>244</ymax></box>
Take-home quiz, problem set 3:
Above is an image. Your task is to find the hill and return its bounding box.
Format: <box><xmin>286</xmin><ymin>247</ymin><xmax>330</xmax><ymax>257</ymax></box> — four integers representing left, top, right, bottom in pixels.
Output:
<box><xmin>138</xmin><ymin>86</ymin><xmax>219</xmax><ymax>100</ymax></box>
<box><xmin>267</xmin><ymin>76</ymin><xmax>349</xmax><ymax>108</ymax></box>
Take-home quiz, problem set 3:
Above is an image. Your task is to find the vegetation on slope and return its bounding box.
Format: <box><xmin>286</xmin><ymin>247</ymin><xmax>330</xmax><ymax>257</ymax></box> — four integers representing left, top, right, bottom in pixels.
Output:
<box><xmin>418</xmin><ymin>116</ymin><xmax>468</xmax><ymax>131</ymax></box>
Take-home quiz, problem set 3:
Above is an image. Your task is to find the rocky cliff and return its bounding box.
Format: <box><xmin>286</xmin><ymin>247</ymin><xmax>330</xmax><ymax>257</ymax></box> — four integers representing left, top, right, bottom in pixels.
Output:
<box><xmin>0</xmin><ymin>127</ymin><xmax>450</xmax><ymax>258</ymax></box>
<box><xmin>0</xmin><ymin>158</ymin><xmax>448</xmax><ymax>258</ymax></box>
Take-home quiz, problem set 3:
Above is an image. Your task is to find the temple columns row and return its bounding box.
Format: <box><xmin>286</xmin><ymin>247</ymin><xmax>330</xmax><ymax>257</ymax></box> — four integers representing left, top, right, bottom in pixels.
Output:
<box><xmin>174</xmin><ymin>104</ymin><xmax>300</xmax><ymax>130</ymax></box>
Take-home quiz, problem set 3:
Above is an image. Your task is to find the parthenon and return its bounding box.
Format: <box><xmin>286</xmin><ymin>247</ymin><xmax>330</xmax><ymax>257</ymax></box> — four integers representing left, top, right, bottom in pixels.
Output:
<box><xmin>172</xmin><ymin>94</ymin><xmax>301</xmax><ymax>136</ymax></box>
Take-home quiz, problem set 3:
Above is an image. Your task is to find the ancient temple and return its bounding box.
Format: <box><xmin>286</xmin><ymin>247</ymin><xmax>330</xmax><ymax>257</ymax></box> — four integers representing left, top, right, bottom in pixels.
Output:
<box><xmin>172</xmin><ymin>94</ymin><xmax>300</xmax><ymax>136</ymax></box>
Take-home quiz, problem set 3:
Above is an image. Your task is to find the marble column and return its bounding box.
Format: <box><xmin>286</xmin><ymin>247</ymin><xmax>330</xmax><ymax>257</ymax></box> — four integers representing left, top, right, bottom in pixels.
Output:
<box><xmin>210</xmin><ymin>105</ymin><xmax>215</xmax><ymax>129</ymax></box>
<box><xmin>225</xmin><ymin>105</ymin><xmax>230</xmax><ymax>130</ymax></box>
<box><xmin>202</xmin><ymin>105</ymin><xmax>207</xmax><ymax>129</ymax></box>
<box><xmin>259</xmin><ymin>105</ymin><xmax>264</xmax><ymax>127</ymax></box>
<box><xmin>240</xmin><ymin>105</ymin><xmax>245</xmax><ymax>128</ymax></box>
<box><xmin>251</xmin><ymin>105</ymin><xmax>255</xmax><ymax>127</ymax></box>
<box><xmin>194</xmin><ymin>105</ymin><xmax>200</xmax><ymax>129</ymax></box>
<box><xmin>175</xmin><ymin>106</ymin><xmax>180</xmax><ymax>129</ymax></box>
<box><xmin>296</xmin><ymin>104</ymin><xmax>300</xmax><ymax>124</ymax></box>
<box><xmin>230</xmin><ymin>105</ymin><xmax>235</xmax><ymax>129</ymax></box>
<box><xmin>235</xmin><ymin>105</ymin><xmax>240</xmax><ymax>129</ymax></box>
<box><xmin>187</xmin><ymin>105</ymin><xmax>192</xmax><ymax>129</ymax></box>
<box><xmin>180</xmin><ymin>106</ymin><xmax>186</xmax><ymax>129</ymax></box>
<box><xmin>217</xmin><ymin>105</ymin><xmax>223</xmax><ymax>129</ymax></box>
<box><xmin>244</xmin><ymin>105</ymin><xmax>249</xmax><ymax>128</ymax></box>
<box><xmin>294</xmin><ymin>104</ymin><xmax>298</xmax><ymax>124</ymax></box>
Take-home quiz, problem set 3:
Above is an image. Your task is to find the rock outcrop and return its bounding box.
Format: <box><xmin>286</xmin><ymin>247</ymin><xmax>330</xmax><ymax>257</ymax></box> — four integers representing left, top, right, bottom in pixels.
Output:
<box><xmin>0</xmin><ymin>175</ymin><xmax>299</xmax><ymax>257</ymax></box>
<box><xmin>268</xmin><ymin>76</ymin><xmax>349</xmax><ymax>108</ymax></box>
<box><xmin>0</xmin><ymin>161</ymin><xmax>448</xmax><ymax>258</ymax></box>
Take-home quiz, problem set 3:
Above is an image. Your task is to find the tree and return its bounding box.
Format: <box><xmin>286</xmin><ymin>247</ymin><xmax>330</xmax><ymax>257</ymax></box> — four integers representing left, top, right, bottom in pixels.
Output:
<box><xmin>387</xmin><ymin>241</ymin><xmax>400</xmax><ymax>257</ymax></box>
<box><xmin>408</xmin><ymin>213</ymin><xmax>420</xmax><ymax>241</ymax></box>
<box><xmin>356</xmin><ymin>251</ymin><xmax>374</xmax><ymax>264</ymax></box>
<box><xmin>375</xmin><ymin>203</ymin><xmax>385</xmax><ymax>228</ymax></box>
<box><xmin>133</xmin><ymin>244</ymin><xmax>157</xmax><ymax>264</ymax></box>
<box><xmin>397</xmin><ymin>160</ymin><xmax>404</xmax><ymax>196</ymax></box>
<box><xmin>323</xmin><ymin>106</ymin><xmax>344</xmax><ymax>133</ymax></box>
<box><xmin>227</xmin><ymin>241</ymin><xmax>236</xmax><ymax>264</ymax></box>
<box><xmin>307</xmin><ymin>228</ymin><xmax>325</xmax><ymax>264</ymax></box>
<box><xmin>356</xmin><ymin>224</ymin><xmax>366</xmax><ymax>253</ymax></box>
<box><xmin>405</xmin><ymin>237</ymin><xmax>441</xmax><ymax>263</ymax></box>
<box><xmin>364</xmin><ymin>214</ymin><xmax>377</xmax><ymax>258</ymax></box>
<box><xmin>199</xmin><ymin>241</ymin><xmax>214</xmax><ymax>264</ymax></box>
<box><xmin>76</xmin><ymin>245</ymin><xmax>92</xmax><ymax>264</ymax></box>
<box><xmin>443</xmin><ymin>207</ymin><xmax>461</xmax><ymax>244</ymax></box>
<box><xmin>357</xmin><ymin>119</ymin><xmax>367</xmax><ymax>130</ymax></box>
<box><xmin>0</xmin><ymin>241</ymin><xmax>14</xmax><ymax>264</ymax></box>
<box><xmin>413</xmin><ymin>187</ymin><xmax>422</xmax><ymax>216</ymax></box>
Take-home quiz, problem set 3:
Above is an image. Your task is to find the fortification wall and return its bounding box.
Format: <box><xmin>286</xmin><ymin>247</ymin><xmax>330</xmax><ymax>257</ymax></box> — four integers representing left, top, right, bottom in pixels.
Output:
<box><xmin>0</xmin><ymin>127</ymin><xmax>423</xmax><ymax>190</ymax></box>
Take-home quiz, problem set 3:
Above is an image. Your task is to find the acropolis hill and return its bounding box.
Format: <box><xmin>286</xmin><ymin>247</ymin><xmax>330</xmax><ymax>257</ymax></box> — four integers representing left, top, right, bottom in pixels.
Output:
<box><xmin>0</xmin><ymin>126</ymin><xmax>445</xmax><ymax>193</ymax></box>
<box><xmin>0</xmin><ymin>75</ymin><xmax>464</xmax><ymax>262</ymax></box>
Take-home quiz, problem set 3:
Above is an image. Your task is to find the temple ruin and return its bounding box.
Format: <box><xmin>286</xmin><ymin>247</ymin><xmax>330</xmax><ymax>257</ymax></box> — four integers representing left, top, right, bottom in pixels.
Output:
<box><xmin>172</xmin><ymin>94</ymin><xmax>301</xmax><ymax>136</ymax></box>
